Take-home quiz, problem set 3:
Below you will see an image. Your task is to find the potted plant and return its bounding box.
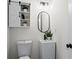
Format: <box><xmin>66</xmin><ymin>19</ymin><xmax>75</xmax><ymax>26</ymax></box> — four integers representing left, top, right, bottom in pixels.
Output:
<box><xmin>44</xmin><ymin>31</ymin><xmax>53</xmax><ymax>40</ymax></box>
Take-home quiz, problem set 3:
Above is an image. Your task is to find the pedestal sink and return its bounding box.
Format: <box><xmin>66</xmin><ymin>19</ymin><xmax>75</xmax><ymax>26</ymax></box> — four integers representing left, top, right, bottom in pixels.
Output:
<box><xmin>40</xmin><ymin>40</ymin><xmax>56</xmax><ymax>59</ymax></box>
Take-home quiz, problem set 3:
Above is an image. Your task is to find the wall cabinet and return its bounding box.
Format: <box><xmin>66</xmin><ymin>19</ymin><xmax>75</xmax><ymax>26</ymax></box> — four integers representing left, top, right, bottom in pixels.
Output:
<box><xmin>8</xmin><ymin>2</ymin><xmax>30</xmax><ymax>27</ymax></box>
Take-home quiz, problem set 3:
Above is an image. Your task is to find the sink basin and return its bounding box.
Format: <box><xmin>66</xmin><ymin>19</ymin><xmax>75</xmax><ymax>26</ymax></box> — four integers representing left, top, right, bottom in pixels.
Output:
<box><xmin>40</xmin><ymin>40</ymin><xmax>56</xmax><ymax>43</ymax></box>
<box><xmin>40</xmin><ymin>40</ymin><xmax>56</xmax><ymax>59</ymax></box>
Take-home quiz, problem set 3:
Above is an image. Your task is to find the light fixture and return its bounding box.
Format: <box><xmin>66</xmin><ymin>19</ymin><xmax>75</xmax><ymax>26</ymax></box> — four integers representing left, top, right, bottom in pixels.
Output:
<box><xmin>40</xmin><ymin>2</ymin><xmax>49</xmax><ymax>6</ymax></box>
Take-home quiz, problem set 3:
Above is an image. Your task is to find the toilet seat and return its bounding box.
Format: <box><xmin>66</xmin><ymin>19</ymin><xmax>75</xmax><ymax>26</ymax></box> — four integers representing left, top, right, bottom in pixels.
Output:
<box><xmin>19</xmin><ymin>56</ymin><xmax>30</xmax><ymax>59</ymax></box>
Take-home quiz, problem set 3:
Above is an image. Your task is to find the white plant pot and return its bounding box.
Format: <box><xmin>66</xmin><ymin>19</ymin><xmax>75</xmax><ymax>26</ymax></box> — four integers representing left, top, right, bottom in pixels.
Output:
<box><xmin>47</xmin><ymin>37</ymin><xmax>50</xmax><ymax>40</ymax></box>
<box><xmin>47</xmin><ymin>37</ymin><xmax>52</xmax><ymax>40</ymax></box>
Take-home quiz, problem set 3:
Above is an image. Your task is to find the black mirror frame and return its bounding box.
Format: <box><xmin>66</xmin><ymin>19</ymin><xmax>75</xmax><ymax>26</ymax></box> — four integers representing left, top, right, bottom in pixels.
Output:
<box><xmin>37</xmin><ymin>11</ymin><xmax>50</xmax><ymax>33</ymax></box>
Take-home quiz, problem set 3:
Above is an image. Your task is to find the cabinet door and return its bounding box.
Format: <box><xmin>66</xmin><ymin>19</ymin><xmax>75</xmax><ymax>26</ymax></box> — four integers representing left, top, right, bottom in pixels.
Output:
<box><xmin>9</xmin><ymin>2</ymin><xmax>20</xmax><ymax>27</ymax></box>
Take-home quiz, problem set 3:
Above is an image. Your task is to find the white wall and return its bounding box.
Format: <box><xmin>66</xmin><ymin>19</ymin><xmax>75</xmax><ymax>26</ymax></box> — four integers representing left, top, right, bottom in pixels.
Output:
<box><xmin>8</xmin><ymin>0</ymin><xmax>72</xmax><ymax>59</ymax></box>
<box><xmin>53</xmin><ymin>0</ymin><xmax>72</xmax><ymax>59</ymax></box>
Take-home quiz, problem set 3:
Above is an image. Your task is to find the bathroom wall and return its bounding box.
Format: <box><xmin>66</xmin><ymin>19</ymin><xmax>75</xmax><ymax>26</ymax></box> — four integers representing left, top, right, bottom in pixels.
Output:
<box><xmin>8</xmin><ymin>0</ymin><xmax>72</xmax><ymax>59</ymax></box>
<box><xmin>53</xmin><ymin>0</ymin><xmax>72</xmax><ymax>59</ymax></box>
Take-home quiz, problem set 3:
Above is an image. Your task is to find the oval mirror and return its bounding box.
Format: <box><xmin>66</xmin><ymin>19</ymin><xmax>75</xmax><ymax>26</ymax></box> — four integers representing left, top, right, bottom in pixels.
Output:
<box><xmin>37</xmin><ymin>11</ymin><xmax>50</xmax><ymax>33</ymax></box>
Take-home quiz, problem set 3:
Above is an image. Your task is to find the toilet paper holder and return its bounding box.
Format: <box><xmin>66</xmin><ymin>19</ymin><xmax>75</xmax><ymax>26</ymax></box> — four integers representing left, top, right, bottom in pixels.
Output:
<box><xmin>66</xmin><ymin>43</ymin><xmax>72</xmax><ymax>49</ymax></box>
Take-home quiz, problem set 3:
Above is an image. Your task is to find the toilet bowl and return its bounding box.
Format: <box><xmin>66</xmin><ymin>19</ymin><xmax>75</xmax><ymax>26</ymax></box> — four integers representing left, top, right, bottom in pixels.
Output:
<box><xmin>19</xmin><ymin>56</ymin><xmax>30</xmax><ymax>59</ymax></box>
<box><xmin>17</xmin><ymin>40</ymin><xmax>32</xmax><ymax>59</ymax></box>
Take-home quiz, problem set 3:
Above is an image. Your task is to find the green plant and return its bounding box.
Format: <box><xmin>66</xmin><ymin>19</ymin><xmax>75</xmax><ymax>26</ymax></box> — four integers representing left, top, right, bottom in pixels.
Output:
<box><xmin>45</xmin><ymin>31</ymin><xmax>53</xmax><ymax>37</ymax></box>
<box><xmin>44</xmin><ymin>31</ymin><xmax>53</xmax><ymax>40</ymax></box>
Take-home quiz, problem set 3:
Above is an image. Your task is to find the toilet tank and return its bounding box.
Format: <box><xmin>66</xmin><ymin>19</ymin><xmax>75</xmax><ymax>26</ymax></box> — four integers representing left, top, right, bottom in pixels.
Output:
<box><xmin>17</xmin><ymin>40</ymin><xmax>32</xmax><ymax>57</ymax></box>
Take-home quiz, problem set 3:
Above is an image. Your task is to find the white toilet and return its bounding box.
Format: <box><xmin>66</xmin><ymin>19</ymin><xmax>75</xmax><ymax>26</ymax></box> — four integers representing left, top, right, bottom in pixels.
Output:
<box><xmin>17</xmin><ymin>40</ymin><xmax>32</xmax><ymax>59</ymax></box>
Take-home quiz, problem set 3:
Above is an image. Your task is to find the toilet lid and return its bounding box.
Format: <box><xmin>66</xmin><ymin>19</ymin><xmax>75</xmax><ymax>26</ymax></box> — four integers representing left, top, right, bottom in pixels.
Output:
<box><xmin>19</xmin><ymin>56</ymin><xmax>30</xmax><ymax>59</ymax></box>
